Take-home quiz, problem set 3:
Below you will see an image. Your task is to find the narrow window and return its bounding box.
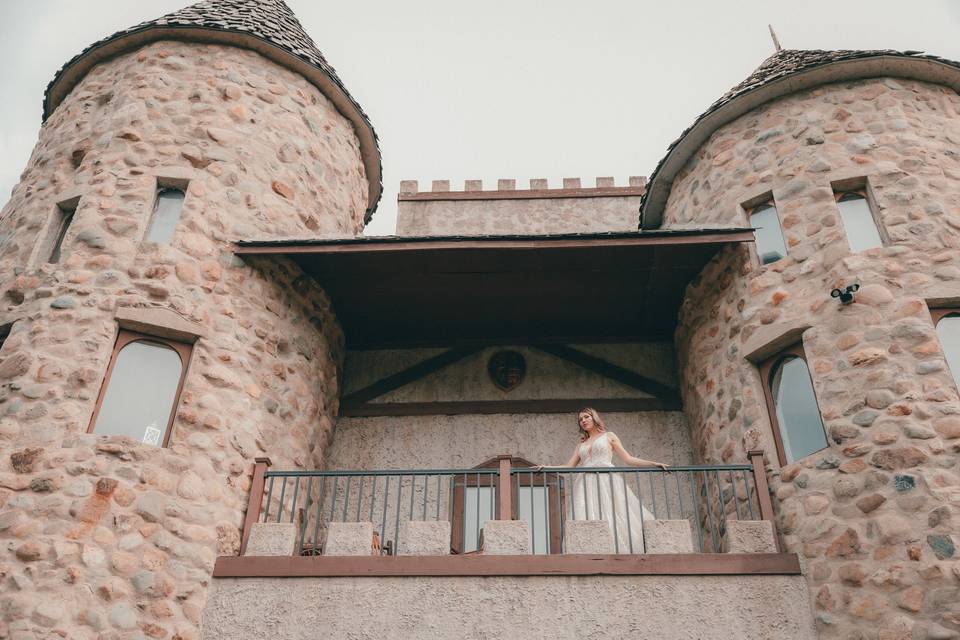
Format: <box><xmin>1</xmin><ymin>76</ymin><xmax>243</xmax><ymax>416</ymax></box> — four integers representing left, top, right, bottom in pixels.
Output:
<box><xmin>47</xmin><ymin>202</ymin><xmax>76</xmax><ymax>263</ymax></box>
<box><xmin>0</xmin><ymin>322</ymin><xmax>11</xmax><ymax>352</ymax></box>
<box><xmin>760</xmin><ymin>344</ymin><xmax>828</xmax><ymax>465</ymax></box>
<box><xmin>933</xmin><ymin>309</ymin><xmax>960</xmax><ymax>390</ymax></box>
<box><xmin>749</xmin><ymin>200</ymin><xmax>787</xmax><ymax>265</ymax></box>
<box><xmin>146</xmin><ymin>187</ymin><xmax>185</xmax><ymax>243</ymax></box>
<box><xmin>836</xmin><ymin>191</ymin><xmax>882</xmax><ymax>253</ymax></box>
<box><xmin>89</xmin><ymin>330</ymin><xmax>192</xmax><ymax>446</ymax></box>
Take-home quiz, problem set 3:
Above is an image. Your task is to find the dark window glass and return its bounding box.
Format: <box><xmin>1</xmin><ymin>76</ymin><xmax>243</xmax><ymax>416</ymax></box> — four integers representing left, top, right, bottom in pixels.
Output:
<box><xmin>837</xmin><ymin>192</ymin><xmax>882</xmax><ymax>253</ymax></box>
<box><xmin>770</xmin><ymin>356</ymin><xmax>828</xmax><ymax>463</ymax></box>
<box><xmin>93</xmin><ymin>339</ymin><xmax>183</xmax><ymax>445</ymax></box>
<box><xmin>750</xmin><ymin>202</ymin><xmax>787</xmax><ymax>264</ymax></box>
<box><xmin>48</xmin><ymin>205</ymin><xmax>75</xmax><ymax>263</ymax></box>
<box><xmin>936</xmin><ymin>313</ymin><xmax>960</xmax><ymax>390</ymax></box>
<box><xmin>146</xmin><ymin>188</ymin><xmax>185</xmax><ymax>243</ymax></box>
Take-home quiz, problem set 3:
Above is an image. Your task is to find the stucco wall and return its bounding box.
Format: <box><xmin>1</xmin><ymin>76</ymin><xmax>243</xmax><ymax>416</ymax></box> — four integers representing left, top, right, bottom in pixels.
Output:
<box><xmin>344</xmin><ymin>343</ymin><xmax>677</xmax><ymax>402</ymax></box>
<box><xmin>328</xmin><ymin>412</ymin><xmax>690</xmax><ymax>470</ymax></box>
<box><xmin>202</xmin><ymin>574</ymin><xmax>817</xmax><ymax>640</ymax></box>
<box><xmin>0</xmin><ymin>40</ymin><xmax>366</xmax><ymax>640</ymax></box>
<box><xmin>669</xmin><ymin>78</ymin><xmax>960</xmax><ymax>638</ymax></box>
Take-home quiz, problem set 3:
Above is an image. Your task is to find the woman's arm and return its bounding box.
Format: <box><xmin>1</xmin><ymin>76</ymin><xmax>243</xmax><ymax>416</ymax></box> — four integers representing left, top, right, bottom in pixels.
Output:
<box><xmin>534</xmin><ymin>445</ymin><xmax>581</xmax><ymax>471</ymax></box>
<box><xmin>607</xmin><ymin>432</ymin><xmax>669</xmax><ymax>470</ymax></box>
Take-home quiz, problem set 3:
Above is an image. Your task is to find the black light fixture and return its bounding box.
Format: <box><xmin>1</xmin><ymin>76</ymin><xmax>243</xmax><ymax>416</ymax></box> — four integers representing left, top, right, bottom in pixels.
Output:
<box><xmin>830</xmin><ymin>283</ymin><xmax>860</xmax><ymax>305</ymax></box>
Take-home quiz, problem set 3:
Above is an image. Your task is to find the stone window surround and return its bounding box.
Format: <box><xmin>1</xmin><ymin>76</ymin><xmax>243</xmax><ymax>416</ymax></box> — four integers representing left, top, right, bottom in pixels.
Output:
<box><xmin>27</xmin><ymin>191</ymin><xmax>82</xmax><ymax>269</ymax></box>
<box><xmin>143</xmin><ymin>168</ymin><xmax>195</xmax><ymax>245</ymax></box>
<box><xmin>740</xmin><ymin>190</ymin><xmax>783</xmax><ymax>267</ymax></box>
<box><xmin>740</xmin><ymin>172</ymin><xmax>889</xmax><ymax>267</ymax></box>
<box><xmin>830</xmin><ymin>175</ymin><xmax>889</xmax><ymax>249</ymax></box>
<box><xmin>754</xmin><ymin>339</ymin><xmax>828</xmax><ymax>467</ymax></box>
<box><xmin>742</xmin><ymin>321</ymin><xmax>829</xmax><ymax>466</ymax></box>
<box><xmin>87</xmin><ymin>306</ymin><xmax>204</xmax><ymax>446</ymax></box>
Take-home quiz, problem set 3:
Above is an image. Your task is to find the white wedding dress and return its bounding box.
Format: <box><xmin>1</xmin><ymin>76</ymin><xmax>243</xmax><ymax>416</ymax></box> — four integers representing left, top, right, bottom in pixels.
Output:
<box><xmin>571</xmin><ymin>432</ymin><xmax>653</xmax><ymax>553</ymax></box>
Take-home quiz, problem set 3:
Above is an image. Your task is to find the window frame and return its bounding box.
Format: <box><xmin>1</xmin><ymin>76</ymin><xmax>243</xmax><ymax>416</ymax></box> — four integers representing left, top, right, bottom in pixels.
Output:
<box><xmin>745</xmin><ymin>196</ymin><xmax>788</xmax><ymax>266</ymax></box>
<box><xmin>145</xmin><ymin>185</ymin><xmax>187</xmax><ymax>244</ymax></box>
<box><xmin>30</xmin><ymin>196</ymin><xmax>80</xmax><ymax>267</ymax></box>
<box><xmin>931</xmin><ymin>307</ymin><xmax>960</xmax><ymax>390</ymax></box>
<box><xmin>833</xmin><ymin>188</ymin><xmax>886</xmax><ymax>252</ymax></box>
<box><xmin>758</xmin><ymin>342</ymin><xmax>828</xmax><ymax>466</ymax></box>
<box><xmin>450</xmin><ymin>457</ymin><xmax>563</xmax><ymax>555</ymax></box>
<box><xmin>87</xmin><ymin>329</ymin><xmax>193</xmax><ymax>447</ymax></box>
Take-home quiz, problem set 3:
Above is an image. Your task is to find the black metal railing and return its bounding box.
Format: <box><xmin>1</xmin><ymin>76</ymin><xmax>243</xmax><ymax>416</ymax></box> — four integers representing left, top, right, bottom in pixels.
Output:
<box><xmin>237</xmin><ymin>451</ymin><xmax>777</xmax><ymax>557</ymax></box>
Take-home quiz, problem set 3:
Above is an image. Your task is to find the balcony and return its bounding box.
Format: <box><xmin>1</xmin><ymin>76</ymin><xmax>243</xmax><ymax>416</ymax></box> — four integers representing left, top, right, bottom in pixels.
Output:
<box><xmin>203</xmin><ymin>452</ymin><xmax>817</xmax><ymax>640</ymax></box>
<box><xmin>214</xmin><ymin>451</ymin><xmax>797</xmax><ymax>577</ymax></box>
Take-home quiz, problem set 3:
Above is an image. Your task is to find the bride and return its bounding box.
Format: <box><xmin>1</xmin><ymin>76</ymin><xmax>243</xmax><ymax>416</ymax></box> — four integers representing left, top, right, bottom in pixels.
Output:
<box><xmin>536</xmin><ymin>408</ymin><xmax>669</xmax><ymax>553</ymax></box>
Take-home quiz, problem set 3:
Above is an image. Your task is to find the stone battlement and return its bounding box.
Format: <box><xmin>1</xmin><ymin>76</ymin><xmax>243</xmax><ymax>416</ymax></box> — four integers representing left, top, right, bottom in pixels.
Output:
<box><xmin>399</xmin><ymin>176</ymin><xmax>646</xmax><ymax>199</ymax></box>
<box><xmin>396</xmin><ymin>177</ymin><xmax>646</xmax><ymax>236</ymax></box>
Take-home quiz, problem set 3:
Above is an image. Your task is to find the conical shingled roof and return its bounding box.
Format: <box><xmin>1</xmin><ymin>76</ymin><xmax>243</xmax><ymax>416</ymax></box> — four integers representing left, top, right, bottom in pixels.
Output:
<box><xmin>639</xmin><ymin>48</ymin><xmax>960</xmax><ymax>229</ymax></box>
<box><xmin>44</xmin><ymin>0</ymin><xmax>382</xmax><ymax>220</ymax></box>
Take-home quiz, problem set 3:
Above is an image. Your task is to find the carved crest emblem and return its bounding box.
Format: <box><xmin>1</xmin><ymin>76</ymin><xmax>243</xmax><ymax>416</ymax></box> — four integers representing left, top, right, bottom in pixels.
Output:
<box><xmin>488</xmin><ymin>350</ymin><xmax>526</xmax><ymax>392</ymax></box>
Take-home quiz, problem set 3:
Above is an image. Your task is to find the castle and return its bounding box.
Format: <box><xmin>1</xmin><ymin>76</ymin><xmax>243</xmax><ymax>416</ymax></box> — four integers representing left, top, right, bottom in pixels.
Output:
<box><xmin>1</xmin><ymin>1</ymin><xmax>958</xmax><ymax>639</ymax></box>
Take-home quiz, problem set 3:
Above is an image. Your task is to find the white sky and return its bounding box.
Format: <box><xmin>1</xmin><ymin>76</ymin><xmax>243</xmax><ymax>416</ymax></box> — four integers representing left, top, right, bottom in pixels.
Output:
<box><xmin>2</xmin><ymin>1</ymin><xmax>959</xmax><ymax>235</ymax></box>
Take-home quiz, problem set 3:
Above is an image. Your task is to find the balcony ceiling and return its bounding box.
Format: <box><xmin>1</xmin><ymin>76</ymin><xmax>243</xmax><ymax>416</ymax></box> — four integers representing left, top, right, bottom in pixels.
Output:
<box><xmin>235</xmin><ymin>229</ymin><xmax>754</xmax><ymax>349</ymax></box>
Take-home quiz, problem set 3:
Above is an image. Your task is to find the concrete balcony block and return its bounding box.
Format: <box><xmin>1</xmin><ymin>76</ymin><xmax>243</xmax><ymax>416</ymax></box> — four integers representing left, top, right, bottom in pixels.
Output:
<box><xmin>324</xmin><ymin>522</ymin><xmax>376</xmax><ymax>556</ymax></box>
<box><xmin>563</xmin><ymin>520</ymin><xmax>614</xmax><ymax>554</ymax></box>
<box><xmin>644</xmin><ymin>519</ymin><xmax>695</xmax><ymax>554</ymax></box>
<box><xmin>244</xmin><ymin>522</ymin><xmax>297</xmax><ymax>556</ymax></box>
<box><xmin>481</xmin><ymin>520</ymin><xmax>530</xmax><ymax>555</ymax></box>
<box><xmin>724</xmin><ymin>520</ymin><xmax>778</xmax><ymax>553</ymax></box>
<box><xmin>399</xmin><ymin>520</ymin><xmax>451</xmax><ymax>556</ymax></box>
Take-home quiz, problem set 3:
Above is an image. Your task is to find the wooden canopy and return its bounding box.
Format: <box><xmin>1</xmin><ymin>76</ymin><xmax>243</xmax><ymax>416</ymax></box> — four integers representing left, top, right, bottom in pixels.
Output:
<box><xmin>235</xmin><ymin>230</ymin><xmax>753</xmax><ymax>349</ymax></box>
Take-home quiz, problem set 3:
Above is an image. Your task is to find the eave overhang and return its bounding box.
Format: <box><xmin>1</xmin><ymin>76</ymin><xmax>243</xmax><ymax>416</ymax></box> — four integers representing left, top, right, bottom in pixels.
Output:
<box><xmin>236</xmin><ymin>229</ymin><xmax>754</xmax><ymax>349</ymax></box>
<box><xmin>640</xmin><ymin>53</ymin><xmax>960</xmax><ymax>229</ymax></box>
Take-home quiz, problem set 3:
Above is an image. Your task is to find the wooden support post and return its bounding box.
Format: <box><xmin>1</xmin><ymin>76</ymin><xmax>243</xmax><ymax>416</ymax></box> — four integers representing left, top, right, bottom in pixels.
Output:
<box><xmin>239</xmin><ymin>457</ymin><xmax>272</xmax><ymax>556</ymax></box>
<box><xmin>748</xmin><ymin>450</ymin><xmax>780</xmax><ymax>551</ymax></box>
<box><xmin>497</xmin><ymin>455</ymin><xmax>512</xmax><ymax>520</ymax></box>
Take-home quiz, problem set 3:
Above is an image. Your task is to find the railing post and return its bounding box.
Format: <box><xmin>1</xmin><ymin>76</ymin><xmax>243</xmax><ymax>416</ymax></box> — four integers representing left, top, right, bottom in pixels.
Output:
<box><xmin>748</xmin><ymin>449</ymin><xmax>780</xmax><ymax>550</ymax></box>
<box><xmin>239</xmin><ymin>456</ymin><xmax>272</xmax><ymax>556</ymax></box>
<box><xmin>497</xmin><ymin>455</ymin><xmax>512</xmax><ymax>520</ymax></box>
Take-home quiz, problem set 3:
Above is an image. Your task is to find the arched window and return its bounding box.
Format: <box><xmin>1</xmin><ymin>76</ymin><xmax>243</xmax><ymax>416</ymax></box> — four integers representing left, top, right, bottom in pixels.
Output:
<box><xmin>90</xmin><ymin>330</ymin><xmax>192</xmax><ymax>446</ymax></box>
<box><xmin>760</xmin><ymin>344</ymin><xmax>828</xmax><ymax>465</ymax></box>
<box><xmin>749</xmin><ymin>200</ymin><xmax>787</xmax><ymax>265</ymax></box>
<box><xmin>146</xmin><ymin>187</ymin><xmax>185</xmax><ymax>243</ymax></box>
<box><xmin>835</xmin><ymin>191</ymin><xmax>883</xmax><ymax>253</ymax></box>
<box><xmin>933</xmin><ymin>310</ymin><xmax>960</xmax><ymax>390</ymax></box>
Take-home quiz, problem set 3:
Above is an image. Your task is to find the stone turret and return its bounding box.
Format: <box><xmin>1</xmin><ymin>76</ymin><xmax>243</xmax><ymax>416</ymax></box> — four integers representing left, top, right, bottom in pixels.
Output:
<box><xmin>652</xmin><ymin>49</ymin><xmax>960</xmax><ymax>638</ymax></box>
<box><xmin>0</xmin><ymin>1</ymin><xmax>378</xmax><ymax>637</ymax></box>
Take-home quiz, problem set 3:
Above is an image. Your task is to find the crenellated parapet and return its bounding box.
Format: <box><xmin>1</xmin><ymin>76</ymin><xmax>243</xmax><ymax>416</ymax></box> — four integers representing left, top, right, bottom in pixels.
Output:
<box><xmin>396</xmin><ymin>177</ymin><xmax>646</xmax><ymax>236</ymax></box>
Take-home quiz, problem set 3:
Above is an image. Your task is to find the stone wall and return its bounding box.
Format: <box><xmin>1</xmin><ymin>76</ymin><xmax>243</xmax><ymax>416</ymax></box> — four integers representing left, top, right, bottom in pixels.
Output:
<box><xmin>395</xmin><ymin>178</ymin><xmax>644</xmax><ymax>236</ymax></box>
<box><xmin>0</xmin><ymin>40</ymin><xmax>367</xmax><ymax>640</ymax></box>
<box><xmin>203</xmin><ymin>574</ymin><xmax>817</xmax><ymax>640</ymax></box>
<box><xmin>670</xmin><ymin>78</ymin><xmax>960</xmax><ymax>638</ymax></box>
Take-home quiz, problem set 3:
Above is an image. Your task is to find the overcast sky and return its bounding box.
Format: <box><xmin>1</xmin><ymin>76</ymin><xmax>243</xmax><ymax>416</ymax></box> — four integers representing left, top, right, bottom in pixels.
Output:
<box><xmin>2</xmin><ymin>1</ymin><xmax>960</xmax><ymax>235</ymax></box>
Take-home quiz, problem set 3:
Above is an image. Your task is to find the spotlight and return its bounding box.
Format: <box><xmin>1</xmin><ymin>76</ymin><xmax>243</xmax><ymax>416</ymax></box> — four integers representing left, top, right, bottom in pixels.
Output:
<box><xmin>830</xmin><ymin>283</ymin><xmax>860</xmax><ymax>305</ymax></box>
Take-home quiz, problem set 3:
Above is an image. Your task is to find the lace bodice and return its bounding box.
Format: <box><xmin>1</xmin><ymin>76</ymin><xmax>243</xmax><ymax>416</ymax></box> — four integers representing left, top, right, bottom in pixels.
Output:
<box><xmin>578</xmin><ymin>432</ymin><xmax>614</xmax><ymax>467</ymax></box>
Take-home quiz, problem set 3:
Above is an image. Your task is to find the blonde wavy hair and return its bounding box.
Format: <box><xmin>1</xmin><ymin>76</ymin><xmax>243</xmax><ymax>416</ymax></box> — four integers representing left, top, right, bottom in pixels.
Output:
<box><xmin>577</xmin><ymin>407</ymin><xmax>606</xmax><ymax>441</ymax></box>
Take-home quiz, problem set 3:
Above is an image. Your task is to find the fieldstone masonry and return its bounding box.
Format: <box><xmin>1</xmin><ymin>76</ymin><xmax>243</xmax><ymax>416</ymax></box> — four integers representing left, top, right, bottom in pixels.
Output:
<box><xmin>671</xmin><ymin>77</ymin><xmax>960</xmax><ymax>638</ymax></box>
<box><xmin>0</xmin><ymin>37</ymin><xmax>366</xmax><ymax>640</ymax></box>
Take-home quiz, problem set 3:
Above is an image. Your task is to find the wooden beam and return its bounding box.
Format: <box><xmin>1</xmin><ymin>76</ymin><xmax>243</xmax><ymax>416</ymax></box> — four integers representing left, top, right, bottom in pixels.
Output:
<box><xmin>213</xmin><ymin>552</ymin><xmax>802</xmax><ymax>578</ymax></box>
<box><xmin>339</xmin><ymin>397</ymin><xmax>681</xmax><ymax>417</ymax></box>
<box><xmin>341</xmin><ymin>347</ymin><xmax>480</xmax><ymax>405</ymax></box>
<box><xmin>533</xmin><ymin>344</ymin><xmax>679</xmax><ymax>401</ymax></box>
<box><xmin>233</xmin><ymin>230</ymin><xmax>756</xmax><ymax>256</ymax></box>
